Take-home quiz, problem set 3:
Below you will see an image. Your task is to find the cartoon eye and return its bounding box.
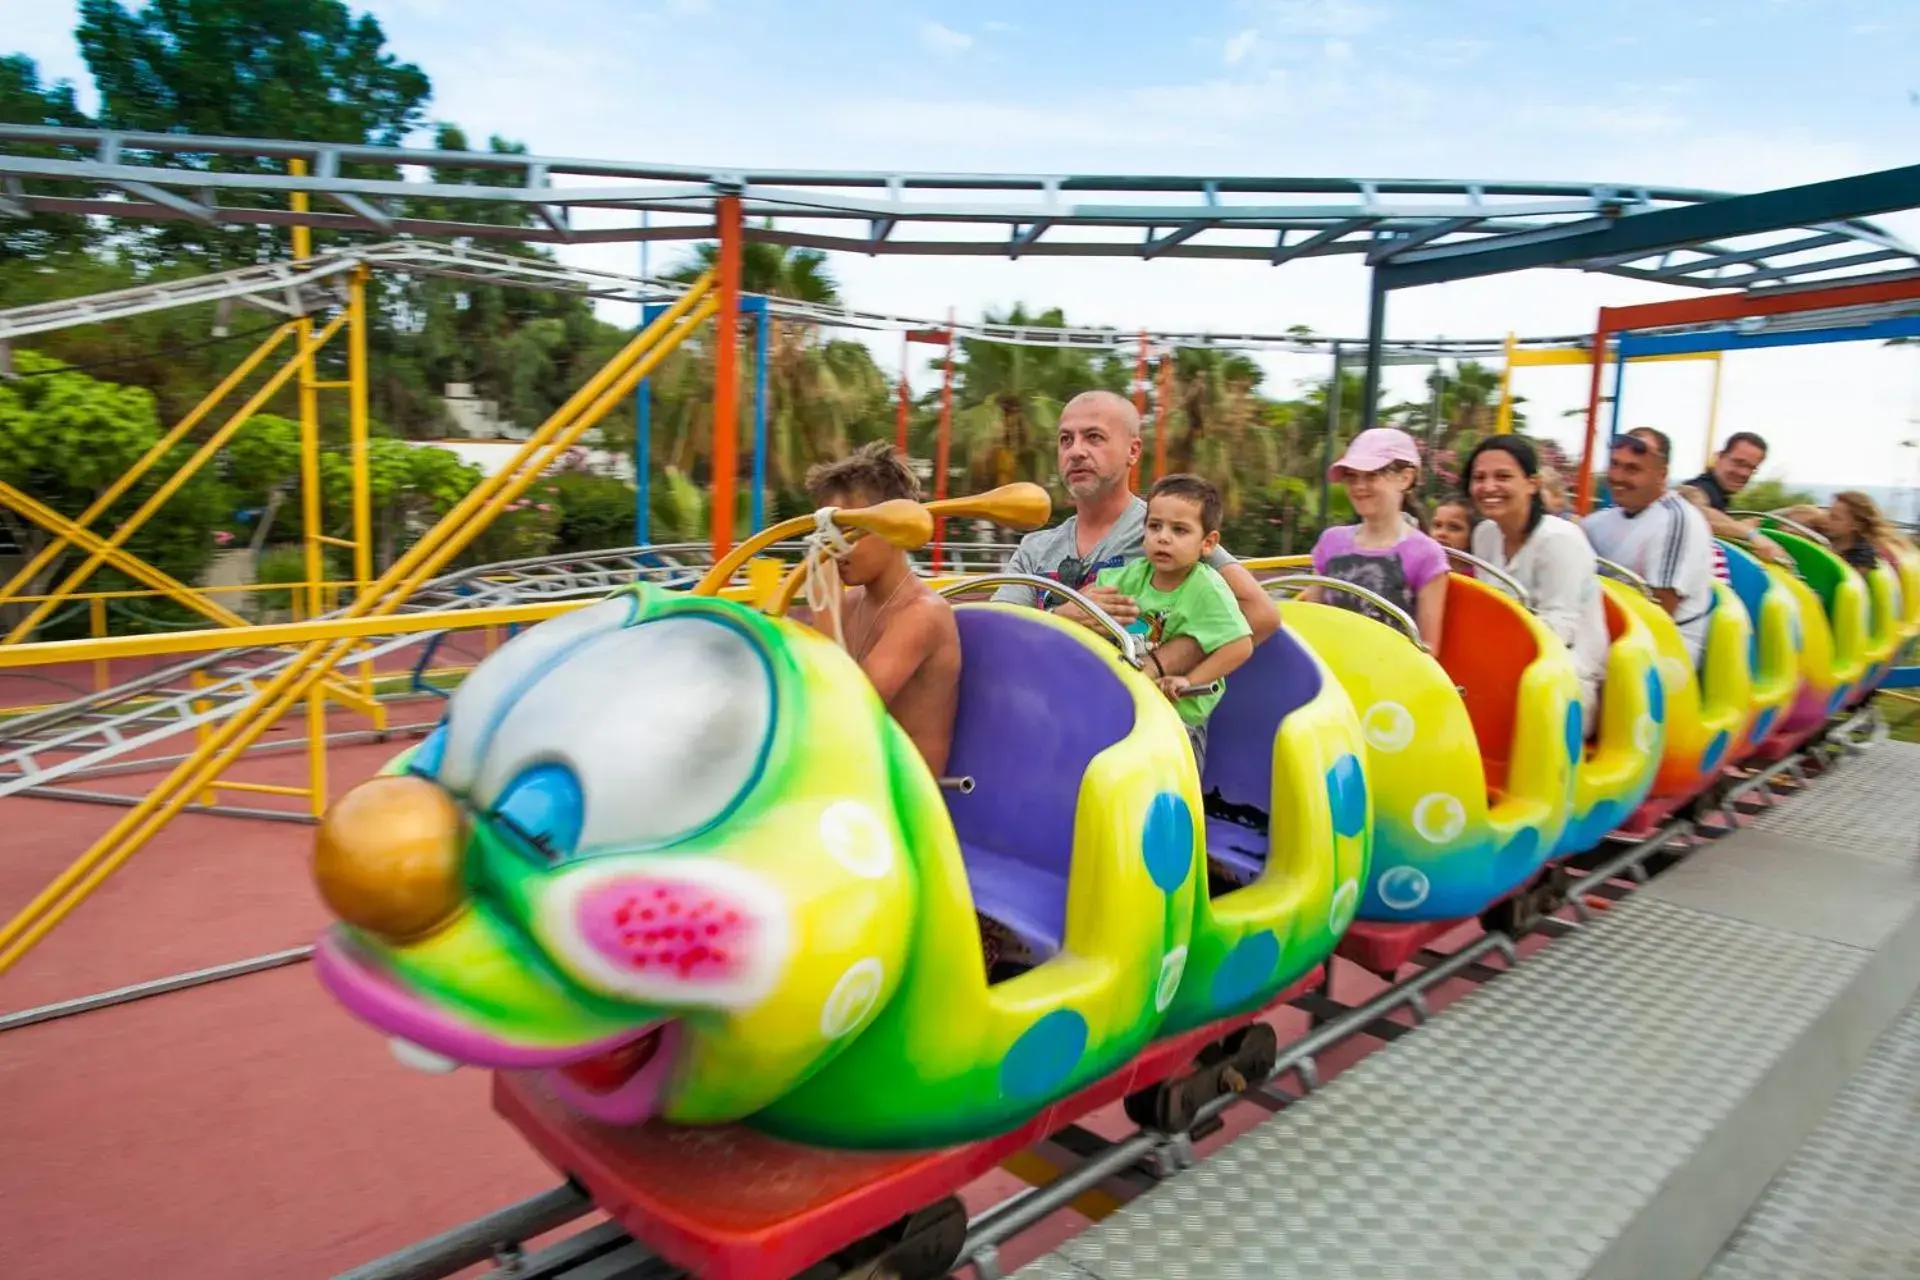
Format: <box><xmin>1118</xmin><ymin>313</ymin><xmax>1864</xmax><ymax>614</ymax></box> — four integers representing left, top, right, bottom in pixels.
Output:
<box><xmin>471</xmin><ymin>615</ymin><xmax>774</xmax><ymax>854</ymax></box>
<box><xmin>407</xmin><ymin>723</ymin><xmax>449</xmax><ymax>779</ymax></box>
<box><xmin>492</xmin><ymin>763</ymin><xmax>585</xmax><ymax>864</ymax></box>
<box><xmin>436</xmin><ymin>593</ymin><xmax>638</xmax><ymax>794</ymax></box>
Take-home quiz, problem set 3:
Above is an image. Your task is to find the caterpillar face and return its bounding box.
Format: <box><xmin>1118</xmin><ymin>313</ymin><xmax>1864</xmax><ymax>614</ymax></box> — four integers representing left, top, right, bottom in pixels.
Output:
<box><xmin>312</xmin><ymin>586</ymin><xmax>916</xmax><ymax>1127</ymax></box>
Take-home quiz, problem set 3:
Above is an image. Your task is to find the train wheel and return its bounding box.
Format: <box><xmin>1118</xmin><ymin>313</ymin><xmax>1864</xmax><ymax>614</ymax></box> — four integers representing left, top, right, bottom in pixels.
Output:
<box><xmin>1122</xmin><ymin>1023</ymin><xmax>1278</xmax><ymax>1136</ymax></box>
<box><xmin>797</xmin><ymin>1196</ymin><xmax>967</xmax><ymax>1280</ymax></box>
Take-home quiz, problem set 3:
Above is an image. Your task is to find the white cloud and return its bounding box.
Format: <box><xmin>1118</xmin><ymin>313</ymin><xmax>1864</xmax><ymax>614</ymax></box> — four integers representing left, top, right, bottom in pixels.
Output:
<box><xmin>1224</xmin><ymin>28</ymin><xmax>1261</xmax><ymax>65</ymax></box>
<box><xmin>1257</xmin><ymin>0</ymin><xmax>1386</xmax><ymax>38</ymax></box>
<box><xmin>982</xmin><ymin>19</ymin><xmax>1018</xmax><ymax>33</ymax></box>
<box><xmin>1323</xmin><ymin>37</ymin><xmax>1354</xmax><ymax>64</ymax></box>
<box><xmin>1427</xmin><ymin>37</ymin><xmax>1490</xmax><ymax>65</ymax></box>
<box><xmin>919</xmin><ymin>21</ymin><xmax>973</xmax><ymax>55</ymax></box>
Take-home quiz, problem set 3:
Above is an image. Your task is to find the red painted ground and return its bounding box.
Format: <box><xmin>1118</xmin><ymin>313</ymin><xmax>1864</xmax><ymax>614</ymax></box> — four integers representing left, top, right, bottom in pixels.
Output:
<box><xmin>0</xmin><ymin>695</ymin><xmax>1516</xmax><ymax>1280</ymax></box>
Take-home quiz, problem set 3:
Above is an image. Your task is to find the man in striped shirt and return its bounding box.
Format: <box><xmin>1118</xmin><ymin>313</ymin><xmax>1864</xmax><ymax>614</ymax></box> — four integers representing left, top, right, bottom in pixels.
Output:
<box><xmin>1583</xmin><ymin>427</ymin><xmax>1715</xmax><ymax>663</ymax></box>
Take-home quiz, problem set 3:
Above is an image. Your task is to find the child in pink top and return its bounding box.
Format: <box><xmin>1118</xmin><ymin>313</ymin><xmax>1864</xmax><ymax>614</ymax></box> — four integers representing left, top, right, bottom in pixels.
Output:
<box><xmin>1306</xmin><ymin>428</ymin><xmax>1451</xmax><ymax>649</ymax></box>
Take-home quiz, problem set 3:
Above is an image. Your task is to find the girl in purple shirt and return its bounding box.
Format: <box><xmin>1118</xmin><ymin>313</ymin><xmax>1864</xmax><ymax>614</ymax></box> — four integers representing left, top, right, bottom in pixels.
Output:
<box><xmin>1306</xmin><ymin>427</ymin><xmax>1450</xmax><ymax>649</ymax></box>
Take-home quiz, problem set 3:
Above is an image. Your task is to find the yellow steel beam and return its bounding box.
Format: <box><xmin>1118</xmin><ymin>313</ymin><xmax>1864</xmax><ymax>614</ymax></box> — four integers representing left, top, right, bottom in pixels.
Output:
<box><xmin>0</xmin><ymin>324</ymin><xmax>296</xmax><ymax>611</ymax></box>
<box><xmin>1505</xmin><ymin>345</ymin><xmax>1721</xmax><ymax>368</ymax></box>
<box><xmin>3</xmin><ymin>311</ymin><xmax>350</xmax><ymax>643</ymax></box>
<box><xmin>0</xmin><ymin>480</ymin><xmax>251</xmax><ymax>631</ymax></box>
<box><xmin>997</xmin><ymin>1151</ymin><xmax>1126</xmax><ymax>1222</ymax></box>
<box><xmin>0</xmin><ymin>277</ymin><xmax>717</xmax><ymax>975</ymax></box>
<box><xmin>0</xmin><ymin>599</ymin><xmax>598</xmax><ymax>668</ymax></box>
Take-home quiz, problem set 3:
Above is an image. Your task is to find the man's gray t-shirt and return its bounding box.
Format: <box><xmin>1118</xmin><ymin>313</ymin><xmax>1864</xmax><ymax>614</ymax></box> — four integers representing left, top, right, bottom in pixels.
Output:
<box><xmin>990</xmin><ymin>494</ymin><xmax>1238</xmax><ymax>607</ymax></box>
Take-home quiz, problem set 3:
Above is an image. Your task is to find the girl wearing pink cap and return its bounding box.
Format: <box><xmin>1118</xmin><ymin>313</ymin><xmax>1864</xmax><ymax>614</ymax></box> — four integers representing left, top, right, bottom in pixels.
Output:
<box><xmin>1304</xmin><ymin>427</ymin><xmax>1450</xmax><ymax>649</ymax></box>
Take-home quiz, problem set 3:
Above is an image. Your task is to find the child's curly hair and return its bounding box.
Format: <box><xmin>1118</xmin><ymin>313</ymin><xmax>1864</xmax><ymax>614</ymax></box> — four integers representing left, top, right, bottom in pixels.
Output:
<box><xmin>804</xmin><ymin>440</ymin><xmax>920</xmax><ymax>506</ymax></box>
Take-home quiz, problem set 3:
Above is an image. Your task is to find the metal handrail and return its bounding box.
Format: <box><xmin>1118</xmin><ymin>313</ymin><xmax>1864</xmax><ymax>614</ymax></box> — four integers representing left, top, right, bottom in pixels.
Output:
<box><xmin>937</xmin><ymin>573</ymin><xmax>1141</xmax><ymax>667</ymax></box>
<box><xmin>1730</xmin><ymin>509</ymin><xmax>1833</xmax><ymax>548</ymax></box>
<box><xmin>1260</xmin><ymin>573</ymin><xmax>1430</xmax><ymax>654</ymax></box>
<box><xmin>1441</xmin><ymin>547</ymin><xmax>1532</xmax><ymax>607</ymax></box>
<box><xmin>1594</xmin><ymin>556</ymin><xmax>1656</xmax><ymax>599</ymax></box>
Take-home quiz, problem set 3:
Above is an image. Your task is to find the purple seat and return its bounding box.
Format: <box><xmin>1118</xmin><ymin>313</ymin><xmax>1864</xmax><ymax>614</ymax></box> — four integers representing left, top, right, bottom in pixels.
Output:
<box><xmin>1199</xmin><ymin>630</ymin><xmax>1324</xmax><ymax>889</ymax></box>
<box><xmin>945</xmin><ymin>609</ymin><xmax>1137</xmax><ymax>960</ymax></box>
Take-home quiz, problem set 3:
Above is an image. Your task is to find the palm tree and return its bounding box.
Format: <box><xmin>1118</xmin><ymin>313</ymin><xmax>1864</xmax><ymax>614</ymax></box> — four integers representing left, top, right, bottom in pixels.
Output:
<box><xmin>947</xmin><ymin>306</ymin><xmax>1120</xmax><ymax>490</ymax></box>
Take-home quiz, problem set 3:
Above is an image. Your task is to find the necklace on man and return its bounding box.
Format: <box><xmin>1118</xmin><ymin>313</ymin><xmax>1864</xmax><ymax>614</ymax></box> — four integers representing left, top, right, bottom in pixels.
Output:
<box><xmin>850</xmin><ymin>575</ymin><xmax>915</xmax><ymax>659</ymax></box>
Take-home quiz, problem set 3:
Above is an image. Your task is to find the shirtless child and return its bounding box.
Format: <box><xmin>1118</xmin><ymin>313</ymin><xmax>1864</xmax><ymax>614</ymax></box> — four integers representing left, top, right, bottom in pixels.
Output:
<box><xmin>803</xmin><ymin>441</ymin><xmax>963</xmax><ymax>776</ymax></box>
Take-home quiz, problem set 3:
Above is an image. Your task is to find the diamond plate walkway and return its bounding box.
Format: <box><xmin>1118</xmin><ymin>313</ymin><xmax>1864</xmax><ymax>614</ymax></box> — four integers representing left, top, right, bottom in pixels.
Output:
<box><xmin>1016</xmin><ymin>742</ymin><xmax>1920</xmax><ymax>1280</ymax></box>
<box><xmin>1705</xmin><ymin>995</ymin><xmax>1920</xmax><ymax>1279</ymax></box>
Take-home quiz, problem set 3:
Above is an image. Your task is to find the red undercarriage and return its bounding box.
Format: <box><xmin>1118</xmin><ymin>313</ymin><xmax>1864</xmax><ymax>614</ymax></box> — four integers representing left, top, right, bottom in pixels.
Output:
<box><xmin>495</xmin><ymin>971</ymin><xmax>1320</xmax><ymax>1280</ymax></box>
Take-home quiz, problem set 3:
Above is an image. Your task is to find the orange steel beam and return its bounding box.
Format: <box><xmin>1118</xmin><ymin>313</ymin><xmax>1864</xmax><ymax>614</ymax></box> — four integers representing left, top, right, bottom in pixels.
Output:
<box><xmin>1132</xmin><ymin>329</ymin><xmax>1148</xmax><ymax>490</ymax></box>
<box><xmin>710</xmin><ymin>195</ymin><xmax>743</xmax><ymax>558</ymax></box>
<box><xmin>1154</xmin><ymin>352</ymin><xmax>1173</xmax><ymax>481</ymax></box>
<box><xmin>1573</xmin><ymin>274</ymin><xmax>1920</xmax><ymax>512</ymax></box>
<box><xmin>932</xmin><ymin>309</ymin><xmax>955</xmax><ymax>570</ymax></box>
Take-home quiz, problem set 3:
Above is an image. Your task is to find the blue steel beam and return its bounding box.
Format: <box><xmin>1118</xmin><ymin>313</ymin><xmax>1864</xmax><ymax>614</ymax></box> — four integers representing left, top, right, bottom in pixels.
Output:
<box><xmin>1616</xmin><ymin>313</ymin><xmax>1920</xmax><ymax>357</ymax></box>
<box><xmin>1380</xmin><ymin>163</ymin><xmax>1920</xmax><ymax>289</ymax></box>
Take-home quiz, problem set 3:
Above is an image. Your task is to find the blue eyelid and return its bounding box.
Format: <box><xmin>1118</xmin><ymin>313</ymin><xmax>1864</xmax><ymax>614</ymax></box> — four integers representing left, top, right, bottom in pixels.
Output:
<box><xmin>493</xmin><ymin>763</ymin><xmax>585</xmax><ymax>862</ymax></box>
<box><xmin>408</xmin><ymin>724</ymin><xmax>449</xmax><ymax>778</ymax></box>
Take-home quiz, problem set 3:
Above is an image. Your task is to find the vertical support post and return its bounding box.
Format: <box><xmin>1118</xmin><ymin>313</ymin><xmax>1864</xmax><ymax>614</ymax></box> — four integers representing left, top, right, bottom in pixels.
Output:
<box><xmin>1153</xmin><ymin>352</ymin><xmax>1173</xmax><ymax>481</ymax></box>
<box><xmin>1319</xmin><ymin>344</ymin><xmax>1343</xmax><ymax>528</ymax></box>
<box><xmin>751</xmin><ymin>298</ymin><xmax>770</xmax><ymax>534</ymax></box>
<box><xmin>1702</xmin><ymin>352</ymin><xmax>1724</xmax><ymax>471</ymax></box>
<box><xmin>635</xmin><ymin>222</ymin><xmax>652</xmax><ymax>547</ymax></box>
<box><xmin>932</xmin><ymin>310</ymin><xmax>955</xmax><ymax>570</ymax></box>
<box><xmin>90</xmin><ymin>597</ymin><xmax>107</xmax><ymax>692</ymax></box>
<box><xmin>1132</xmin><ymin>330</ymin><xmax>1148</xmax><ymax>491</ymax></box>
<box><xmin>290</xmin><ymin>156</ymin><xmax>326</xmax><ymax>816</ymax></box>
<box><xmin>1606</xmin><ymin>341</ymin><xmax>1628</xmax><ymax>444</ymax></box>
<box><xmin>1359</xmin><ymin>271</ymin><xmax>1388</xmax><ymax>432</ymax></box>
<box><xmin>1426</xmin><ymin>359</ymin><xmax>1445</xmax><ymax>503</ymax></box>
<box><xmin>633</xmin><ymin>302</ymin><xmax>665</xmax><ymax>547</ymax></box>
<box><xmin>1495</xmin><ymin>331</ymin><xmax>1517</xmax><ymax>435</ymax></box>
<box><xmin>1575</xmin><ymin>320</ymin><xmax>1611</xmax><ymax>515</ymax></box>
<box><xmin>347</xmin><ymin>267</ymin><xmax>377</xmax><ymax>720</ymax></box>
<box><xmin>710</xmin><ymin>194</ymin><xmax>743</xmax><ymax>559</ymax></box>
<box><xmin>895</xmin><ymin>334</ymin><xmax>911</xmax><ymax>454</ymax></box>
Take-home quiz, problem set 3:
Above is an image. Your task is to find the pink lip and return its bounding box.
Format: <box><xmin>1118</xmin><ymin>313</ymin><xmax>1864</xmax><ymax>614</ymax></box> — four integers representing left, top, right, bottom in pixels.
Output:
<box><xmin>313</xmin><ymin>930</ymin><xmax>645</xmax><ymax>1070</ymax></box>
<box><xmin>546</xmin><ymin>1021</ymin><xmax>682</xmax><ymax>1125</ymax></box>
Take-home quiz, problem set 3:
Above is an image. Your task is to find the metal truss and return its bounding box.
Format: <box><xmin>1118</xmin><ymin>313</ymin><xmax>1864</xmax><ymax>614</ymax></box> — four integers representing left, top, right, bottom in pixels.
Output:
<box><xmin>2</xmin><ymin>236</ymin><xmax>1585</xmax><ymax>358</ymax></box>
<box><xmin>0</xmin><ymin>537</ymin><xmax>1016</xmax><ymax>797</ymax></box>
<box><xmin>3</xmin><ymin>126</ymin><xmax>1914</xmax><ymax>293</ymax></box>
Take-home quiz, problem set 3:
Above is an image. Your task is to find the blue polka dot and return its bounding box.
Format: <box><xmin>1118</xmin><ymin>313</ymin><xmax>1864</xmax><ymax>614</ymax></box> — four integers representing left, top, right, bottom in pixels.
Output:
<box><xmin>1000</xmin><ymin>1010</ymin><xmax>1088</xmax><ymax>1102</ymax></box>
<box><xmin>1326</xmin><ymin>753</ymin><xmax>1367</xmax><ymax>839</ymax></box>
<box><xmin>1563</xmin><ymin>700</ymin><xmax>1584</xmax><ymax>765</ymax></box>
<box><xmin>1502</xmin><ymin>826</ymin><xmax>1541</xmax><ymax>872</ymax></box>
<box><xmin>1700</xmin><ymin>729</ymin><xmax>1729</xmax><ymax>776</ymax></box>
<box><xmin>1829</xmin><ymin>686</ymin><xmax>1848</xmax><ymax>713</ymax></box>
<box><xmin>1790</xmin><ymin>618</ymin><xmax>1804</xmax><ymax>652</ymax></box>
<box><xmin>1750</xmin><ymin>706</ymin><xmax>1777</xmax><ymax>743</ymax></box>
<box><xmin>1140</xmin><ymin>792</ymin><xmax>1193</xmax><ymax>894</ymax></box>
<box><xmin>1645</xmin><ymin>667</ymin><xmax>1666</xmax><ymax>723</ymax></box>
<box><xmin>1211</xmin><ymin>931</ymin><xmax>1281</xmax><ymax>1009</ymax></box>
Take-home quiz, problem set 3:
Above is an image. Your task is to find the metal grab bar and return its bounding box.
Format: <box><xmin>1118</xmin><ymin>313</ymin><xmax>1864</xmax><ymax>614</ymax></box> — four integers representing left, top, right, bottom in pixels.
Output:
<box><xmin>936</xmin><ymin>573</ymin><xmax>1142</xmax><ymax>667</ymax></box>
<box><xmin>1440</xmin><ymin>546</ymin><xmax>1532</xmax><ymax>607</ymax></box>
<box><xmin>1730</xmin><ymin>509</ymin><xmax>1833</xmax><ymax>548</ymax></box>
<box><xmin>1594</xmin><ymin>556</ymin><xmax>1656</xmax><ymax>599</ymax></box>
<box><xmin>1260</xmin><ymin>573</ymin><xmax>1430</xmax><ymax>654</ymax></box>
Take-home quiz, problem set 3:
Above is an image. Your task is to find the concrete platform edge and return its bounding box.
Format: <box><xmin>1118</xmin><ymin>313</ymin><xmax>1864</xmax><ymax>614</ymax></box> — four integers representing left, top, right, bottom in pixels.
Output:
<box><xmin>1587</xmin><ymin>895</ymin><xmax>1920</xmax><ymax>1280</ymax></box>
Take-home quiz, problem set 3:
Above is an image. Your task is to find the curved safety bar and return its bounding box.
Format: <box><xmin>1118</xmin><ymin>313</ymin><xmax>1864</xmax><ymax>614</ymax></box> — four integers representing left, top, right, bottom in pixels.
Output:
<box><xmin>1734</xmin><ymin>510</ymin><xmax>1832</xmax><ymax>548</ymax></box>
<box><xmin>1259</xmin><ymin>573</ymin><xmax>1429</xmax><ymax>654</ymax></box>
<box><xmin>936</xmin><ymin>573</ymin><xmax>1141</xmax><ymax>667</ymax></box>
<box><xmin>1441</xmin><ymin>547</ymin><xmax>1531</xmax><ymax>607</ymax></box>
<box><xmin>1595</xmin><ymin>557</ymin><xmax>1655</xmax><ymax>599</ymax></box>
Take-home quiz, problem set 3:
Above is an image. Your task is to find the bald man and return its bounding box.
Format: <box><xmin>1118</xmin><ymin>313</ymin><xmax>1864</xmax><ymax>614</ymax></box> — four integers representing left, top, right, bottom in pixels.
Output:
<box><xmin>993</xmin><ymin>390</ymin><xmax>1280</xmax><ymax>678</ymax></box>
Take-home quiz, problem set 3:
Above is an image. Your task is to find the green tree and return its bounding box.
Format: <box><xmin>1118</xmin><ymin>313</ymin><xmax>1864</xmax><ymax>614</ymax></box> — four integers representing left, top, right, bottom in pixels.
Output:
<box><xmin>75</xmin><ymin>0</ymin><xmax>430</xmax><ymax>265</ymax></box>
<box><xmin>1737</xmin><ymin>476</ymin><xmax>1817</xmax><ymax>512</ymax></box>
<box><xmin>0</xmin><ymin>55</ymin><xmax>96</xmax><ymax>261</ymax></box>
<box><xmin>0</xmin><ymin>350</ymin><xmax>230</xmax><ymax>634</ymax></box>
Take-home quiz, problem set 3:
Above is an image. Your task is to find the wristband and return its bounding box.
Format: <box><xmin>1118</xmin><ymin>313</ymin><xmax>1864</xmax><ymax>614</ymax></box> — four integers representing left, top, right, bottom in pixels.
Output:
<box><xmin>1146</xmin><ymin>652</ymin><xmax>1164</xmax><ymax>679</ymax></box>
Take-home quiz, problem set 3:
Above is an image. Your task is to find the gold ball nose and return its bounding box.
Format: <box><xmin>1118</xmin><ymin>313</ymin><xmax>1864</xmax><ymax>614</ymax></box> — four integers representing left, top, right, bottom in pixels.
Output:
<box><xmin>314</xmin><ymin>774</ymin><xmax>466</xmax><ymax>941</ymax></box>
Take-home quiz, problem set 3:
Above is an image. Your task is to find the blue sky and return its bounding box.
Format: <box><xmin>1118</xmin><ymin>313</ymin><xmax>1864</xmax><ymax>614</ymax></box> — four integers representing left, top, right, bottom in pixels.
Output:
<box><xmin>9</xmin><ymin>0</ymin><xmax>1920</xmax><ymax>497</ymax></box>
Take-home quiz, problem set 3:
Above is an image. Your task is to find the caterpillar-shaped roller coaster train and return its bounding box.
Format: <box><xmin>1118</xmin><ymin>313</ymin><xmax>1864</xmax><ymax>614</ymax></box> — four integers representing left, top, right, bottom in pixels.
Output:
<box><xmin>311</xmin><ymin>484</ymin><xmax>1920</xmax><ymax>1280</ymax></box>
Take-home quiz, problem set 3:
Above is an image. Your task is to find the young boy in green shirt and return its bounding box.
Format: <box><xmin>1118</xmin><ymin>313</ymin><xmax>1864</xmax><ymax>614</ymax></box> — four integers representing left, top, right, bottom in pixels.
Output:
<box><xmin>1092</xmin><ymin>474</ymin><xmax>1254</xmax><ymax>774</ymax></box>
